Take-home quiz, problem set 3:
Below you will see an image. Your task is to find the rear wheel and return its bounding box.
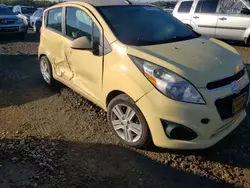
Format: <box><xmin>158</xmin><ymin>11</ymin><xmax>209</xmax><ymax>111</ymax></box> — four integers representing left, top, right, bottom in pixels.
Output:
<box><xmin>39</xmin><ymin>56</ymin><xmax>55</xmax><ymax>85</ymax></box>
<box><xmin>107</xmin><ymin>94</ymin><xmax>151</xmax><ymax>148</ymax></box>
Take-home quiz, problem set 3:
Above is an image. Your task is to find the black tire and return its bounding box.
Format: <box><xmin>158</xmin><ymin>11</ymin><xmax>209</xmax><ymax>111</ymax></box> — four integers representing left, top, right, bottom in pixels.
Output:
<box><xmin>39</xmin><ymin>56</ymin><xmax>55</xmax><ymax>86</ymax></box>
<box><xmin>107</xmin><ymin>94</ymin><xmax>152</xmax><ymax>149</ymax></box>
<box><xmin>18</xmin><ymin>33</ymin><xmax>26</xmax><ymax>40</ymax></box>
<box><xmin>247</xmin><ymin>36</ymin><xmax>250</xmax><ymax>47</ymax></box>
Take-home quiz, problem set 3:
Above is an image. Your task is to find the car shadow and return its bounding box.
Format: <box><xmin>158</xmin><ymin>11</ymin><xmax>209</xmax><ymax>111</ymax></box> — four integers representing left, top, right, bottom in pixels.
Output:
<box><xmin>0</xmin><ymin>30</ymin><xmax>40</xmax><ymax>44</ymax></box>
<box><xmin>0</xmin><ymin>54</ymin><xmax>63</xmax><ymax>108</ymax></box>
<box><xmin>0</xmin><ymin>137</ymin><xmax>234</xmax><ymax>188</ymax></box>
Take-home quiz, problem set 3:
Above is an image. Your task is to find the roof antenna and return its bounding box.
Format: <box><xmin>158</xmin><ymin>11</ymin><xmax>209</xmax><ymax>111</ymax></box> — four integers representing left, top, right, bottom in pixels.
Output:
<box><xmin>124</xmin><ymin>0</ymin><xmax>132</xmax><ymax>5</ymax></box>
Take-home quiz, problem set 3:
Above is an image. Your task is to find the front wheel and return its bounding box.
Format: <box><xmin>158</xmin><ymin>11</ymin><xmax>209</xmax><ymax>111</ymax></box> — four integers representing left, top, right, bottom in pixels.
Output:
<box><xmin>107</xmin><ymin>94</ymin><xmax>151</xmax><ymax>148</ymax></box>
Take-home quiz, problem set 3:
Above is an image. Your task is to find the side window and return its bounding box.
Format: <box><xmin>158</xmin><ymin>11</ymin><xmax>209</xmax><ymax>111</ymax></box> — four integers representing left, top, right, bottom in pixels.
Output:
<box><xmin>66</xmin><ymin>7</ymin><xmax>92</xmax><ymax>40</ymax></box>
<box><xmin>66</xmin><ymin>6</ymin><xmax>101</xmax><ymax>47</ymax></box>
<box><xmin>195</xmin><ymin>0</ymin><xmax>219</xmax><ymax>13</ymax></box>
<box><xmin>33</xmin><ymin>10</ymin><xmax>39</xmax><ymax>17</ymax></box>
<box><xmin>47</xmin><ymin>8</ymin><xmax>62</xmax><ymax>32</ymax></box>
<box><xmin>178</xmin><ymin>1</ymin><xmax>194</xmax><ymax>13</ymax></box>
<box><xmin>220</xmin><ymin>0</ymin><xmax>248</xmax><ymax>14</ymax></box>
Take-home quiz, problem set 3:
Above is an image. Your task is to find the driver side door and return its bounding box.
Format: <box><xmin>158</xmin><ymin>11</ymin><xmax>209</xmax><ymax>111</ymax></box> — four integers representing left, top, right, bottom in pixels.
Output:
<box><xmin>63</xmin><ymin>6</ymin><xmax>104</xmax><ymax>106</ymax></box>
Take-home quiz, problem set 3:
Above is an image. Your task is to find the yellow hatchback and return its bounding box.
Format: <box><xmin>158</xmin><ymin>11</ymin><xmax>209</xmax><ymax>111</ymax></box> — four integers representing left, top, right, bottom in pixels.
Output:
<box><xmin>38</xmin><ymin>0</ymin><xmax>249</xmax><ymax>149</ymax></box>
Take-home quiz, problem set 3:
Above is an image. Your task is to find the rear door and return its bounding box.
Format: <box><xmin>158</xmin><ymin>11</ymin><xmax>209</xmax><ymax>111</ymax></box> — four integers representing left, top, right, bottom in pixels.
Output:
<box><xmin>191</xmin><ymin>0</ymin><xmax>220</xmax><ymax>37</ymax></box>
<box><xmin>215</xmin><ymin>0</ymin><xmax>250</xmax><ymax>40</ymax></box>
<box><xmin>43</xmin><ymin>7</ymin><xmax>73</xmax><ymax>81</ymax></box>
<box><xmin>174</xmin><ymin>1</ymin><xmax>194</xmax><ymax>25</ymax></box>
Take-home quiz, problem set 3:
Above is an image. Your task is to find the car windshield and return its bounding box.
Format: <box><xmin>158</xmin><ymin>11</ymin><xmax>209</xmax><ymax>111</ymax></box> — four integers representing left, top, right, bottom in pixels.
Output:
<box><xmin>97</xmin><ymin>5</ymin><xmax>199</xmax><ymax>46</ymax></box>
<box><xmin>21</xmin><ymin>7</ymin><xmax>36</xmax><ymax>14</ymax></box>
<box><xmin>0</xmin><ymin>7</ymin><xmax>14</xmax><ymax>15</ymax></box>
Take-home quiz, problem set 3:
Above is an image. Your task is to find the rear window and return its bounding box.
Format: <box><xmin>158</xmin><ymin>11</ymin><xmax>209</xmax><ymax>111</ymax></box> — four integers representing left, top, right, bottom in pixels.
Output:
<box><xmin>178</xmin><ymin>1</ymin><xmax>194</xmax><ymax>13</ymax></box>
<box><xmin>47</xmin><ymin>8</ymin><xmax>62</xmax><ymax>32</ymax></box>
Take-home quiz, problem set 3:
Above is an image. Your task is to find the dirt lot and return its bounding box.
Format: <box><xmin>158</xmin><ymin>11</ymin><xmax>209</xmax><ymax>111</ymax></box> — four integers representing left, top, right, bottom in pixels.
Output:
<box><xmin>1</xmin><ymin>31</ymin><xmax>250</xmax><ymax>188</ymax></box>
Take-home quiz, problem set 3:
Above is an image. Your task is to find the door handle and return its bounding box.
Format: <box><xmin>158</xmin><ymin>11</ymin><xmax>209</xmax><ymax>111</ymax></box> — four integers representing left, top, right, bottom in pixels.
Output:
<box><xmin>193</xmin><ymin>16</ymin><xmax>199</xmax><ymax>19</ymax></box>
<box><xmin>219</xmin><ymin>17</ymin><xmax>227</xmax><ymax>21</ymax></box>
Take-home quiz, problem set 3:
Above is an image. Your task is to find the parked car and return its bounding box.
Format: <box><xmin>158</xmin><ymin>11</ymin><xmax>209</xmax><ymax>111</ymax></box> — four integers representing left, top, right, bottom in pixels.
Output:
<box><xmin>39</xmin><ymin>0</ymin><xmax>249</xmax><ymax>149</ymax></box>
<box><xmin>0</xmin><ymin>4</ymin><xmax>27</xmax><ymax>38</ymax></box>
<box><xmin>30</xmin><ymin>8</ymin><xmax>45</xmax><ymax>30</ymax></box>
<box><xmin>173</xmin><ymin>0</ymin><xmax>250</xmax><ymax>46</ymax></box>
<box><xmin>13</xmin><ymin>5</ymin><xmax>37</xmax><ymax>26</ymax></box>
<box><xmin>34</xmin><ymin>18</ymin><xmax>42</xmax><ymax>33</ymax></box>
<box><xmin>163</xmin><ymin>8</ymin><xmax>173</xmax><ymax>14</ymax></box>
<box><xmin>7</xmin><ymin>5</ymin><xmax>14</xmax><ymax>10</ymax></box>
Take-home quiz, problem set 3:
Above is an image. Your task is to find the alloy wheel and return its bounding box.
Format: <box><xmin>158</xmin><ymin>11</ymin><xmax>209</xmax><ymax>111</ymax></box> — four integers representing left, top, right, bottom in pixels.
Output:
<box><xmin>111</xmin><ymin>104</ymin><xmax>142</xmax><ymax>143</ymax></box>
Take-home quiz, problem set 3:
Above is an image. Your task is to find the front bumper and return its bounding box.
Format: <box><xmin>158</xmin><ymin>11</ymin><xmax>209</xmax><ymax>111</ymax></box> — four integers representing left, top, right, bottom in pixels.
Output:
<box><xmin>0</xmin><ymin>24</ymin><xmax>28</xmax><ymax>35</ymax></box>
<box><xmin>136</xmin><ymin>71</ymin><xmax>249</xmax><ymax>149</ymax></box>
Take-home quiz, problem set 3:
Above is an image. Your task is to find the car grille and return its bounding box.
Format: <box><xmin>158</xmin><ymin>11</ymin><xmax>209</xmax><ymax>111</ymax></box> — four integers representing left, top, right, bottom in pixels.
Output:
<box><xmin>0</xmin><ymin>26</ymin><xmax>19</xmax><ymax>33</ymax></box>
<box><xmin>0</xmin><ymin>19</ymin><xmax>17</xmax><ymax>25</ymax></box>
<box><xmin>207</xmin><ymin>69</ymin><xmax>245</xmax><ymax>90</ymax></box>
<box><xmin>215</xmin><ymin>84</ymin><xmax>249</xmax><ymax>120</ymax></box>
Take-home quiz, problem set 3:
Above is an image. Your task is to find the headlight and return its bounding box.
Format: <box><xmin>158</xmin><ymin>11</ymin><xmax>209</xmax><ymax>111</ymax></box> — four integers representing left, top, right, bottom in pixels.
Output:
<box><xmin>129</xmin><ymin>56</ymin><xmax>205</xmax><ymax>104</ymax></box>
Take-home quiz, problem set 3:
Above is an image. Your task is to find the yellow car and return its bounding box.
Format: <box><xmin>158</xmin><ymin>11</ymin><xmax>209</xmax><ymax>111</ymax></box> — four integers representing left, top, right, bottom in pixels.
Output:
<box><xmin>38</xmin><ymin>0</ymin><xmax>249</xmax><ymax>149</ymax></box>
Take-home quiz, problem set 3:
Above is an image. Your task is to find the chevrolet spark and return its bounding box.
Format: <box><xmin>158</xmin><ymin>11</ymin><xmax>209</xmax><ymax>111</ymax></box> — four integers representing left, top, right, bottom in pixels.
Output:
<box><xmin>38</xmin><ymin>0</ymin><xmax>249</xmax><ymax>149</ymax></box>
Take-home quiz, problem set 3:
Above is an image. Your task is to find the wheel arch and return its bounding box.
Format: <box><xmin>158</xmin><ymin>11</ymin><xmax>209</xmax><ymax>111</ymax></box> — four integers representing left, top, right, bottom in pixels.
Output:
<box><xmin>106</xmin><ymin>90</ymin><xmax>126</xmax><ymax>108</ymax></box>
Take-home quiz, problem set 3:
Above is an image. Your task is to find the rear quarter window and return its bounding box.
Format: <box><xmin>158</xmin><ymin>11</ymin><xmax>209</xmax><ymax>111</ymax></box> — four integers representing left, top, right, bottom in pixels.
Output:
<box><xmin>178</xmin><ymin>1</ymin><xmax>194</xmax><ymax>13</ymax></box>
<box><xmin>47</xmin><ymin>8</ymin><xmax>62</xmax><ymax>32</ymax></box>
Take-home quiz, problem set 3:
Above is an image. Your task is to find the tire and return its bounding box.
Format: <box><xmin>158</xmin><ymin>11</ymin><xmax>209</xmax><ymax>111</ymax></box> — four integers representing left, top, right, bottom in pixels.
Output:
<box><xmin>18</xmin><ymin>33</ymin><xmax>26</xmax><ymax>40</ymax></box>
<box><xmin>247</xmin><ymin>36</ymin><xmax>250</xmax><ymax>47</ymax></box>
<box><xmin>39</xmin><ymin>56</ymin><xmax>55</xmax><ymax>85</ymax></box>
<box><xmin>107</xmin><ymin>94</ymin><xmax>151</xmax><ymax>149</ymax></box>
<box><xmin>33</xmin><ymin>24</ymin><xmax>39</xmax><ymax>33</ymax></box>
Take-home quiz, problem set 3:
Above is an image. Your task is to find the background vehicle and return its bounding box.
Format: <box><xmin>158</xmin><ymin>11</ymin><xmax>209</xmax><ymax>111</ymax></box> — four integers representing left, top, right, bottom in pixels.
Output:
<box><xmin>173</xmin><ymin>0</ymin><xmax>250</xmax><ymax>46</ymax></box>
<box><xmin>34</xmin><ymin>18</ymin><xmax>42</xmax><ymax>33</ymax></box>
<box><xmin>13</xmin><ymin>5</ymin><xmax>37</xmax><ymax>26</ymax></box>
<box><xmin>30</xmin><ymin>8</ymin><xmax>45</xmax><ymax>32</ymax></box>
<box><xmin>7</xmin><ymin>5</ymin><xmax>14</xmax><ymax>10</ymax></box>
<box><xmin>163</xmin><ymin>8</ymin><xmax>173</xmax><ymax>14</ymax></box>
<box><xmin>0</xmin><ymin>4</ymin><xmax>27</xmax><ymax>39</ymax></box>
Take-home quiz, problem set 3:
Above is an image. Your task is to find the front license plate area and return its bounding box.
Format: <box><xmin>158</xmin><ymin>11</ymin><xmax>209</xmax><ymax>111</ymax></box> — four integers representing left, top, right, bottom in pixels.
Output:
<box><xmin>232</xmin><ymin>93</ymin><xmax>247</xmax><ymax>115</ymax></box>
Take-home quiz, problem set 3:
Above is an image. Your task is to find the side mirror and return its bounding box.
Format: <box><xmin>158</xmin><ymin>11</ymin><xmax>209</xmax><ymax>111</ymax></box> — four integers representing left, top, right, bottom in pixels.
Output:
<box><xmin>70</xmin><ymin>36</ymin><xmax>92</xmax><ymax>50</ymax></box>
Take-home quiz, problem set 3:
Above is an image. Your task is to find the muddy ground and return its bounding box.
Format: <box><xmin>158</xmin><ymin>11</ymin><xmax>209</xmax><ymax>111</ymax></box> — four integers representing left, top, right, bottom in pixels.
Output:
<box><xmin>0</xmin><ymin>31</ymin><xmax>250</xmax><ymax>188</ymax></box>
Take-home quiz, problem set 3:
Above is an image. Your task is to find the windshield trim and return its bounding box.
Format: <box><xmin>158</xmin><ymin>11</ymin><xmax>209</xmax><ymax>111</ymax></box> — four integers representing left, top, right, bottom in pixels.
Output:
<box><xmin>97</xmin><ymin>5</ymin><xmax>201</xmax><ymax>46</ymax></box>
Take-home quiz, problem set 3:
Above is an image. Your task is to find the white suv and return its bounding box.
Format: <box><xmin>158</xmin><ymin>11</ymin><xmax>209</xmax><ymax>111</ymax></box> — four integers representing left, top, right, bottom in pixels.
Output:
<box><xmin>173</xmin><ymin>0</ymin><xmax>250</xmax><ymax>46</ymax></box>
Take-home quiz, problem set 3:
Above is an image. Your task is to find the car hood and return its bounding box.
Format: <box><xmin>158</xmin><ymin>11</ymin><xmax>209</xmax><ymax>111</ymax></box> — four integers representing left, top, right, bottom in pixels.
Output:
<box><xmin>0</xmin><ymin>15</ymin><xmax>18</xmax><ymax>20</ymax></box>
<box><xmin>127</xmin><ymin>37</ymin><xmax>244</xmax><ymax>88</ymax></box>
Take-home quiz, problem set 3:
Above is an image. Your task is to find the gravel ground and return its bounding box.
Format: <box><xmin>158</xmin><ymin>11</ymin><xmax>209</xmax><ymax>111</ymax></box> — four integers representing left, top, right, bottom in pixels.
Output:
<box><xmin>1</xmin><ymin>31</ymin><xmax>250</xmax><ymax>188</ymax></box>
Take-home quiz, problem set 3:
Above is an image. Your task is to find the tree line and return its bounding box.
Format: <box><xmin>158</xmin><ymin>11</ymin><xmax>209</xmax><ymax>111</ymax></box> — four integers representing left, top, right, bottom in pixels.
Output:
<box><xmin>152</xmin><ymin>1</ymin><xmax>177</xmax><ymax>9</ymax></box>
<box><xmin>0</xmin><ymin>0</ymin><xmax>63</xmax><ymax>7</ymax></box>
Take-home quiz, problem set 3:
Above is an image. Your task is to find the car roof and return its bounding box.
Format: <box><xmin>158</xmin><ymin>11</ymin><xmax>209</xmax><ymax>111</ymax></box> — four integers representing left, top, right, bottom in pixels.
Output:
<box><xmin>14</xmin><ymin>5</ymin><xmax>35</xmax><ymax>8</ymax></box>
<box><xmin>0</xmin><ymin>4</ymin><xmax>7</xmax><ymax>7</ymax></box>
<box><xmin>65</xmin><ymin>0</ymin><xmax>148</xmax><ymax>7</ymax></box>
